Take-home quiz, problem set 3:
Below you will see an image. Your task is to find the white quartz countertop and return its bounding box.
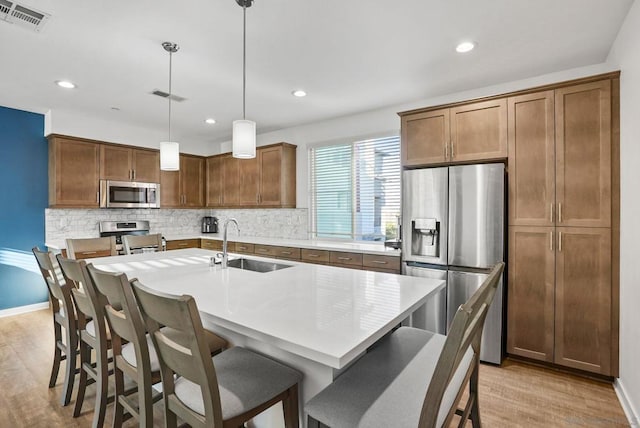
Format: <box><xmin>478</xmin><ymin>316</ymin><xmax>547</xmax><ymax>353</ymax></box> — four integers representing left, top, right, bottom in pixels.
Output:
<box><xmin>166</xmin><ymin>233</ymin><xmax>401</xmax><ymax>257</ymax></box>
<box><xmin>89</xmin><ymin>248</ymin><xmax>442</xmax><ymax>369</ymax></box>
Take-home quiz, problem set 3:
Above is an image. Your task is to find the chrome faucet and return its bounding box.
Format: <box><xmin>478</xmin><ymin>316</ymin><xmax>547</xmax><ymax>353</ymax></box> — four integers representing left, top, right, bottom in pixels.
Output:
<box><xmin>219</xmin><ymin>218</ymin><xmax>240</xmax><ymax>269</ymax></box>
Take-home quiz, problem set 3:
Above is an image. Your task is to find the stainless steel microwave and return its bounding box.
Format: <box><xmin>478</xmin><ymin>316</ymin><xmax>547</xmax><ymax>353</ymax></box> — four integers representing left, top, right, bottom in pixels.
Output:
<box><xmin>99</xmin><ymin>180</ymin><xmax>161</xmax><ymax>208</ymax></box>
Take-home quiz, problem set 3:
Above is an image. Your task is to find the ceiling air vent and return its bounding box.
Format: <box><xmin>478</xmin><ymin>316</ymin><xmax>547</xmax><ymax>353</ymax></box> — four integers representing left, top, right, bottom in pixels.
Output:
<box><xmin>151</xmin><ymin>89</ymin><xmax>187</xmax><ymax>102</ymax></box>
<box><xmin>0</xmin><ymin>0</ymin><xmax>50</xmax><ymax>32</ymax></box>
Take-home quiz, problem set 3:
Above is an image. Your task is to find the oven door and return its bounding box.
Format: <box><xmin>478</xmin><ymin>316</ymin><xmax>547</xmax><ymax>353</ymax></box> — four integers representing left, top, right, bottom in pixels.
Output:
<box><xmin>100</xmin><ymin>180</ymin><xmax>160</xmax><ymax>208</ymax></box>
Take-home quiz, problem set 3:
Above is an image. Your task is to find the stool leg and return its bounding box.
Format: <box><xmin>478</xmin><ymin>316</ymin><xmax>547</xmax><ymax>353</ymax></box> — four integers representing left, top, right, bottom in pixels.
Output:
<box><xmin>49</xmin><ymin>323</ymin><xmax>63</xmax><ymax>388</ymax></box>
<box><xmin>73</xmin><ymin>341</ymin><xmax>90</xmax><ymax>417</ymax></box>
<box><xmin>283</xmin><ymin>384</ymin><xmax>300</xmax><ymax>428</ymax></box>
<box><xmin>60</xmin><ymin>327</ymin><xmax>78</xmax><ymax>406</ymax></box>
<box><xmin>92</xmin><ymin>343</ymin><xmax>109</xmax><ymax>428</ymax></box>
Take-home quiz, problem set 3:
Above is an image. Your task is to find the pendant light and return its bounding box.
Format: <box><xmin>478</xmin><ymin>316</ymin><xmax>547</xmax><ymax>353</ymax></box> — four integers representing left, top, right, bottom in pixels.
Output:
<box><xmin>232</xmin><ymin>0</ymin><xmax>256</xmax><ymax>159</ymax></box>
<box><xmin>160</xmin><ymin>41</ymin><xmax>180</xmax><ymax>171</ymax></box>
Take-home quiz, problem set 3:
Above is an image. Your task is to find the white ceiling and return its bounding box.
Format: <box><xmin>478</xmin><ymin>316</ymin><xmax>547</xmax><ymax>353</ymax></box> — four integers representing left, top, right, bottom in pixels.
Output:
<box><xmin>0</xmin><ymin>0</ymin><xmax>634</xmax><ymax>148</ymax></box>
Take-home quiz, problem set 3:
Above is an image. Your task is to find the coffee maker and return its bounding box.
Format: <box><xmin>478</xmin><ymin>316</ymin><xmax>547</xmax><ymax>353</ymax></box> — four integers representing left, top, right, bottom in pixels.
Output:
<box><xmin>201</xmin><ymin>216</ymin><xmax>218</xmax><ymax>233</ymax></box>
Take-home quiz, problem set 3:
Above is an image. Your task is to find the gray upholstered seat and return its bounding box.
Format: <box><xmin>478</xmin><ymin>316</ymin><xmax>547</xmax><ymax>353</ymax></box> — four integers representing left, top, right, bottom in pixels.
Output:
<box><xmin>305</xmin><ymin>328</ymin><xmax>472</xmax><ymax>428</ymax></box>
<box><xmin>173</xmin><ymin>346</ymin><xmax>302</xmax><ymax>420</ymax></box>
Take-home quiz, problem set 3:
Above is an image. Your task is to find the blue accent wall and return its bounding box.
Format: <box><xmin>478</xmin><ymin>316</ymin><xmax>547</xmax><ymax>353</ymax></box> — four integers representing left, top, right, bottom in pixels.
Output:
<box><xmin>0</xmin><ymin>105</ymin><xmax>49</xmax><ymax>310</ymax></box>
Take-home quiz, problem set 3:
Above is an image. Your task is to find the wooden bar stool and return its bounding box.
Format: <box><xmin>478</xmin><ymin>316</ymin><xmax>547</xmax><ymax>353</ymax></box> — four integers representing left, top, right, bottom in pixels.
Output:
<box><xmin>131</xmin><ymin>279</ymin><xmax>302</xmax><ymax>428</ymax></box>
<box><xmin>32</xmin><ymin>247</ymin><xmax>79</xmax><ymax>407</ymax></box>
<box><xmin>57</xmin><ymin>255</ymin><xmax>112</xmax><ymax>427</ymax></box>
<box><xmin>305</xmin><ymin>263</ymin><xmax>504</xmax><ymax>428</ymax></box>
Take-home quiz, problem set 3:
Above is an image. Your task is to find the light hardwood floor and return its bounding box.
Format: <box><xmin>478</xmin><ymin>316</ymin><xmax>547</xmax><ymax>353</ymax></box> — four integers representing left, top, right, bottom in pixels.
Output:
<box><xmin>0</xmin><ymin>309</ymin><xmax>630</xmax><ymax>427</ymax></box>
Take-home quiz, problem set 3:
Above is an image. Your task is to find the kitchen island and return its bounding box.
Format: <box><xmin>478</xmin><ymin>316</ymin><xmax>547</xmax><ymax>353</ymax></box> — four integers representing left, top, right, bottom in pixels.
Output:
<box><xmin>90</xmin><ymin>248</ymin><xmax>444</xmax><ymax>427</ymax></box>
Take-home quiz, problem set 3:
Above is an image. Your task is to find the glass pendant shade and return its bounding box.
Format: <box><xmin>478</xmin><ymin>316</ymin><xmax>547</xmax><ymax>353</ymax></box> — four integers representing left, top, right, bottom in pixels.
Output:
<box><xmin>160</xmin><ymin>141</ymin><xmax>180</xmax><ymax>171</ymax></box>
<box><xmin>232</xmin><ymin>119</ymin><xmax>256</xmax><ymax>159</ymax></box>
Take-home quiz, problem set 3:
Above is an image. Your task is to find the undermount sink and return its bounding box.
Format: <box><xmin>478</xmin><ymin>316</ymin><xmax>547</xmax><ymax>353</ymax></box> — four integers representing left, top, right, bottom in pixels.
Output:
<box><xmin>227</xmin><ymin>258</ymin><xmax>292</xmax><ymax>273</ymax></box>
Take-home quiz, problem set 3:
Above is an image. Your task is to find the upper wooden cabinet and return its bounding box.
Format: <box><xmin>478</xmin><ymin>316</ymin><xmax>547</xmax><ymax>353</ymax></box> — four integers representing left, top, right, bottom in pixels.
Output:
<box><xmin>221</xmin><ymin>155</ymin><xmax>240</xmax><ymax>206</ymax></box>
<box><xmin>100</xmin><ymin>145</ymin><xmax>160</xmax><ymax>182</ymax></box>
<box><xmin>508</xmin><ymin>81</ymin><xmax>612</xmax><ymax>228</ymax></box>
<box><xmin>161</xmin><ymin>154</ymin><xmax>205</xmax><ymax>208</ymax></box>
<box><xmin>205</xmin><ymin>156</ymin><xmax>223</xmax><ymax>207</ymax></box>
<box><xmin>508</xmin><ymin>91</ymin><xmax>556</xmax><ymax>226</ymax></box>
<box><xmin>400</xmin><ymin>99</ymin><xmax>506</xmax><ymax>167</ymax></box>
<box><xmin>205</xmin><ymin>143</ymin><xmax>297</xmax><ymax>208</ymax></box>
<box><xmin>556</xmin><ymin>81</ymin><xmax>612</xmax><ymax>228</ymax></box>
<box><xmin>401</xmin><ymin>109</ymin><xmax>449</xmax><ymax>166</ymax></box>
<box><xmin>49</xmin><ymin>136</ymin><xmax>100</xmax><ymax>207</ymax></box>
<box><xmin>449</xmin><ymin>99</ymin><xmax>507</xmax><ymax>163</ymax></box>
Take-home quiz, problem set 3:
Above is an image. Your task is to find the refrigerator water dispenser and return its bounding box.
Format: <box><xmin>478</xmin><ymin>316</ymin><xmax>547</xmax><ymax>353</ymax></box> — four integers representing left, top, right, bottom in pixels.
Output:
<box><xmin>411</xmin><ymin>218</ymin><xmax>440</xmax><ymax>257</ymax></box>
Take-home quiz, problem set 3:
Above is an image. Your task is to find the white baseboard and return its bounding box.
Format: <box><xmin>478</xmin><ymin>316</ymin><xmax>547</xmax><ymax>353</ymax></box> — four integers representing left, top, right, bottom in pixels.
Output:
<box><xmin>615</xmin><ymin>378</ymin><xmax>640</xmax><ymax>427</ymax></box>
<box><xmin>0</xmin><ymin>301</ymin><xmax>49</xmax><ymax>318</ymax></box>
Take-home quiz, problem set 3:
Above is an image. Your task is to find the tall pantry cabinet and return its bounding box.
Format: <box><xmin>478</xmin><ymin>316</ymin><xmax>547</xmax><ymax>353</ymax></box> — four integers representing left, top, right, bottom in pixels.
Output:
<box><xmin>507</xmin><ymin>79</ymin><xmax>617</xmax><ymax>376</ymax></box>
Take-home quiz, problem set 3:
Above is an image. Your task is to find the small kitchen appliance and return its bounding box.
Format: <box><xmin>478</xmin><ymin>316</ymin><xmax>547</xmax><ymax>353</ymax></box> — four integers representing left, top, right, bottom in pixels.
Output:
<box><xmin>201</xmin><ymin>216</ymin><xmax>218</xmax><ymax>233</ymax></box>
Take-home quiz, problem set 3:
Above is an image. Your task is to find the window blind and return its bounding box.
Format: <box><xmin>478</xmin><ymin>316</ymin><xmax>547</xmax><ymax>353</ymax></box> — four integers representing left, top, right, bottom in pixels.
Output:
<box><xmin>310</xmin><ymin>136</ymin><xmax>401</xmax><ymax>241</ymax></box>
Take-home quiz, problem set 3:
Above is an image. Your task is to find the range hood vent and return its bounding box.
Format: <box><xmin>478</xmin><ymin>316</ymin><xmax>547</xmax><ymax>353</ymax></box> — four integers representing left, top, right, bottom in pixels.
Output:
<box><xmin>0</xmin><ymin>0</ymin><xmax>50</xmax><ymax>32</ymax></box>
<box><xmin>151</xmin><ymin>89</ymin><xmax>186</xmax><ymax>102</ymax></box>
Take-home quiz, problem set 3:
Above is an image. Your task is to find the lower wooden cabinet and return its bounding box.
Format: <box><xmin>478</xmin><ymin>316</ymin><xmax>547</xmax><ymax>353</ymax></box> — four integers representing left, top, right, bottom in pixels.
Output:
<box><xmin>507</xmin><ymin>226</ymin><xmax>555</xmax><ymax>362</ymax></box>
<box><xmin>507</xmin><ymin>226</ymin><xmax>613</xmax><ymax>375</ymax></box>
<box><xmin>554</xmin><ymin>227</ymin><xmax>611</xmax><ymax>374</ymax></box>
<box><xmin>201</xmin><ymin>239</ymin><xmax>222</xmax><ymax>251</ymax></box>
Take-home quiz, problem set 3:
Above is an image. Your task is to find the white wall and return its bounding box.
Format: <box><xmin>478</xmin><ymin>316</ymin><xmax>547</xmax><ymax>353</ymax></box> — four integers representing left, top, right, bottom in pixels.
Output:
<box><xmin>607</xmin><ymin>1</ymin><xmax>640</xmax><ymax>424</ymax></box>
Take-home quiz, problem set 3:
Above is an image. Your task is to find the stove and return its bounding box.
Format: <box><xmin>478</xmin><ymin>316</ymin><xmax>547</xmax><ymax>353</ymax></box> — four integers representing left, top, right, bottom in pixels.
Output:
<box><xmin>99</xmin><ymin>220</ymin><xmax>151</xmax><ymax>254</ymax></box>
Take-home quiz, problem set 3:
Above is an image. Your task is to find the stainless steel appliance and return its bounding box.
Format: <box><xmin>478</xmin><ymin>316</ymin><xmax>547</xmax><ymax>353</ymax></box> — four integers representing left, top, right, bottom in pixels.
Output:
<box><xmin>99</xmin><ymin>220</ymin><xmax>161</xmax><ymax>254</ymax></box>
<box><xmin>201</xmin><ymin>216</ymin><xmax>218</xmax><ymax>233</ymax></box>
<box><xmin>99</xmin><ymin>180</ymin><xmax>160</xmax><ymax>208</ymax></box>
<box><xmin>402</xmin><ymin>163</ymin><xmax>505</xmax><ymax>364</ymax></box>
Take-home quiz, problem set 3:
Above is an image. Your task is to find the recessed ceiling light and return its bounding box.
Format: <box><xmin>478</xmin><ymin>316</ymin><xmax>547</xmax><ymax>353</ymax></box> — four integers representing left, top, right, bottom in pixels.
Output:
<box><xmin>205</xmin><ymin>118</ymin><xmax>217</xmax><ymax>124</ymax></box>
<box><xmin>55</xmin><ymin>80</ymin><xmax>76</xmax><ymax>89</ymax></box>
<box><xmin>292</xmin><ymin>90</ymin><xmax>307</xmax><ymax>97</ymax></box>
<box><xmin>456</xmin><ymin>42</ymin><xmax>475</xmax><ymax>53</ymax></box>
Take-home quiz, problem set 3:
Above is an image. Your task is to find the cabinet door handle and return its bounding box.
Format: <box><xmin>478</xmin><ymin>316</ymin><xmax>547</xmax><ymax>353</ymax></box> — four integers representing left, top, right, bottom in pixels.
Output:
<box><xmin>82</xmin><ymin>251</ymin><xmax>97</xmax><ymax>255</ymax></box>
<box><xmin>550</xmin><ymin>203</ymin><xmax>554</xmax><ymax>223</ymax></box>
<box><xmin>308</xmin><ymin>254</ymin><xmax>319</xmax><ymax>258</ymax></box>
<box><xmin>133</xmin><ymin>170</ymin><xmax>136</xmax><ymax>180</ymax></box>
<box><xmin>338</xmin><ymin>257</ymin><xmax>352</xmax><ymax>261</ymax></box>
<box><xmin>444</xmin><ymin>143</ymin><xmax>448</xmax><ymax>159</ymax></box>
<box><xmin>370</xmin><ymin>260</ymin><xmax>388</xmax><ymax>264</ymax></box>
<box><xmin>558</xmin><ymin>203</ymin><xmax>562</xmax><ymax>223</ymax></box>
<box><xmin>549</xmin><ymin>231</ymin><xmax>553</xmax><ymax>252</ymax></box>
<box><xmin>558</xmin><ymin>231</ymin><xmax>562</xmax><ymax>252</ymax></box>
<box><xmin>281</xmin><ymin>251</ymin><xmax>292</xmax><ymax>255</ymax></box>
<box><xmin>179</xmin><ymin>243</ymin><xmax>188</xmax><ymax>247</ymax></box>
<box><xmin>450</xmin><ymin>141</ymin><xmax>454</xmax><ymax>159</ymax></box>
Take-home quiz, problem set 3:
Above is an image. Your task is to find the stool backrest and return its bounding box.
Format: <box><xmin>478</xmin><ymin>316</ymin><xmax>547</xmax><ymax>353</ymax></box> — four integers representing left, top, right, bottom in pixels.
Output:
<box><xmin>32</xmin><ymin>247</ymin><xmax>74</xmax><ymax>320</ymax></box>
<box><xmin>122</xmin><ymin>234</ymin><xmax>163</xmax><ymax>255</ymax></box>
<box><xmin>66</xmin><ymin>237</ymin><xmax>117</xmax><ymax>260</ymax></box>
<box><xmin>420</xmin><ymin>262</ymin><xmax>504</xmax><ymax>427</ymax></box>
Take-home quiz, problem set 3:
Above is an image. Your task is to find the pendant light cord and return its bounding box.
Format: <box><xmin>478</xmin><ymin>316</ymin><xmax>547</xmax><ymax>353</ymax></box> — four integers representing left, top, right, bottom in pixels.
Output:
<box><xmin>168</xmin><ymin>49</ymin><xmax>173</xmax><ymax>142</ymax></box>
<box><xmin>242</xmin><ymin>2</ymin><xmax>247</xmax><ymax>120</ymax></box>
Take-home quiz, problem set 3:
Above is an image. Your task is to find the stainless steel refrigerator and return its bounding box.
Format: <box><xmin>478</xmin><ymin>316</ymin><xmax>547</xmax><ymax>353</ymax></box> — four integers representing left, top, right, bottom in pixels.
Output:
<box><xmin>402</xmin><ymin>163</ymin><xmax>505</xmax><ymax>364</ymax></box>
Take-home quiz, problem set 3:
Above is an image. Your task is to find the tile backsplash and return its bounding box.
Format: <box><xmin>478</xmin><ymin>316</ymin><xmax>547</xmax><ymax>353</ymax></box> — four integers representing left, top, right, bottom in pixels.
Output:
<box><xmin>210</xmin><ymin>209</ymin><xmax>308</xmax><ymax>240</ymax></box>
<box><xmin>45</xmin><ymin>208</ymin><xmax>309</xmax><ymax>247</ymax></box>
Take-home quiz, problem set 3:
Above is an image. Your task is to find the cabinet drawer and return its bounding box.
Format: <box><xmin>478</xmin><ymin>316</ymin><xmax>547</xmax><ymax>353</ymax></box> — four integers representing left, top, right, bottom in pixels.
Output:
<box><xmin>273</xmin><ymin>246</ymin><xmax>300</xmax><ymax>260</ymax></box>
<box><xmin>363</xmin><ymin>254</ymin><xmax>401</xmax><ymax>271</ymax></box>
<box><xmin>166</xmin><ymin>239</ymin><xmax>201</xmax><ymax>250</ymax></box>
<box><xmin>233</xmin><ymin>242</ymin><xmax>255</xmax><ymax>254</ymax></box>
<box><xmin>301</xmin><ymin>249</ymin><xmax>330</xmax><ymax>263</ymax></box>
<box><xmin>201</xmin><ymin>239</ymin><xmax>222</xmax><ymax>251</ymax></box>
<box><xmin>330</xmin><ymin>251</ymin><xmax>363</xmax><ymax>267</ymax></box>
<box><xmin>254</xmin><ymin>244</ymin><xmax>277</xmax><ymax>257</ymax></box>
